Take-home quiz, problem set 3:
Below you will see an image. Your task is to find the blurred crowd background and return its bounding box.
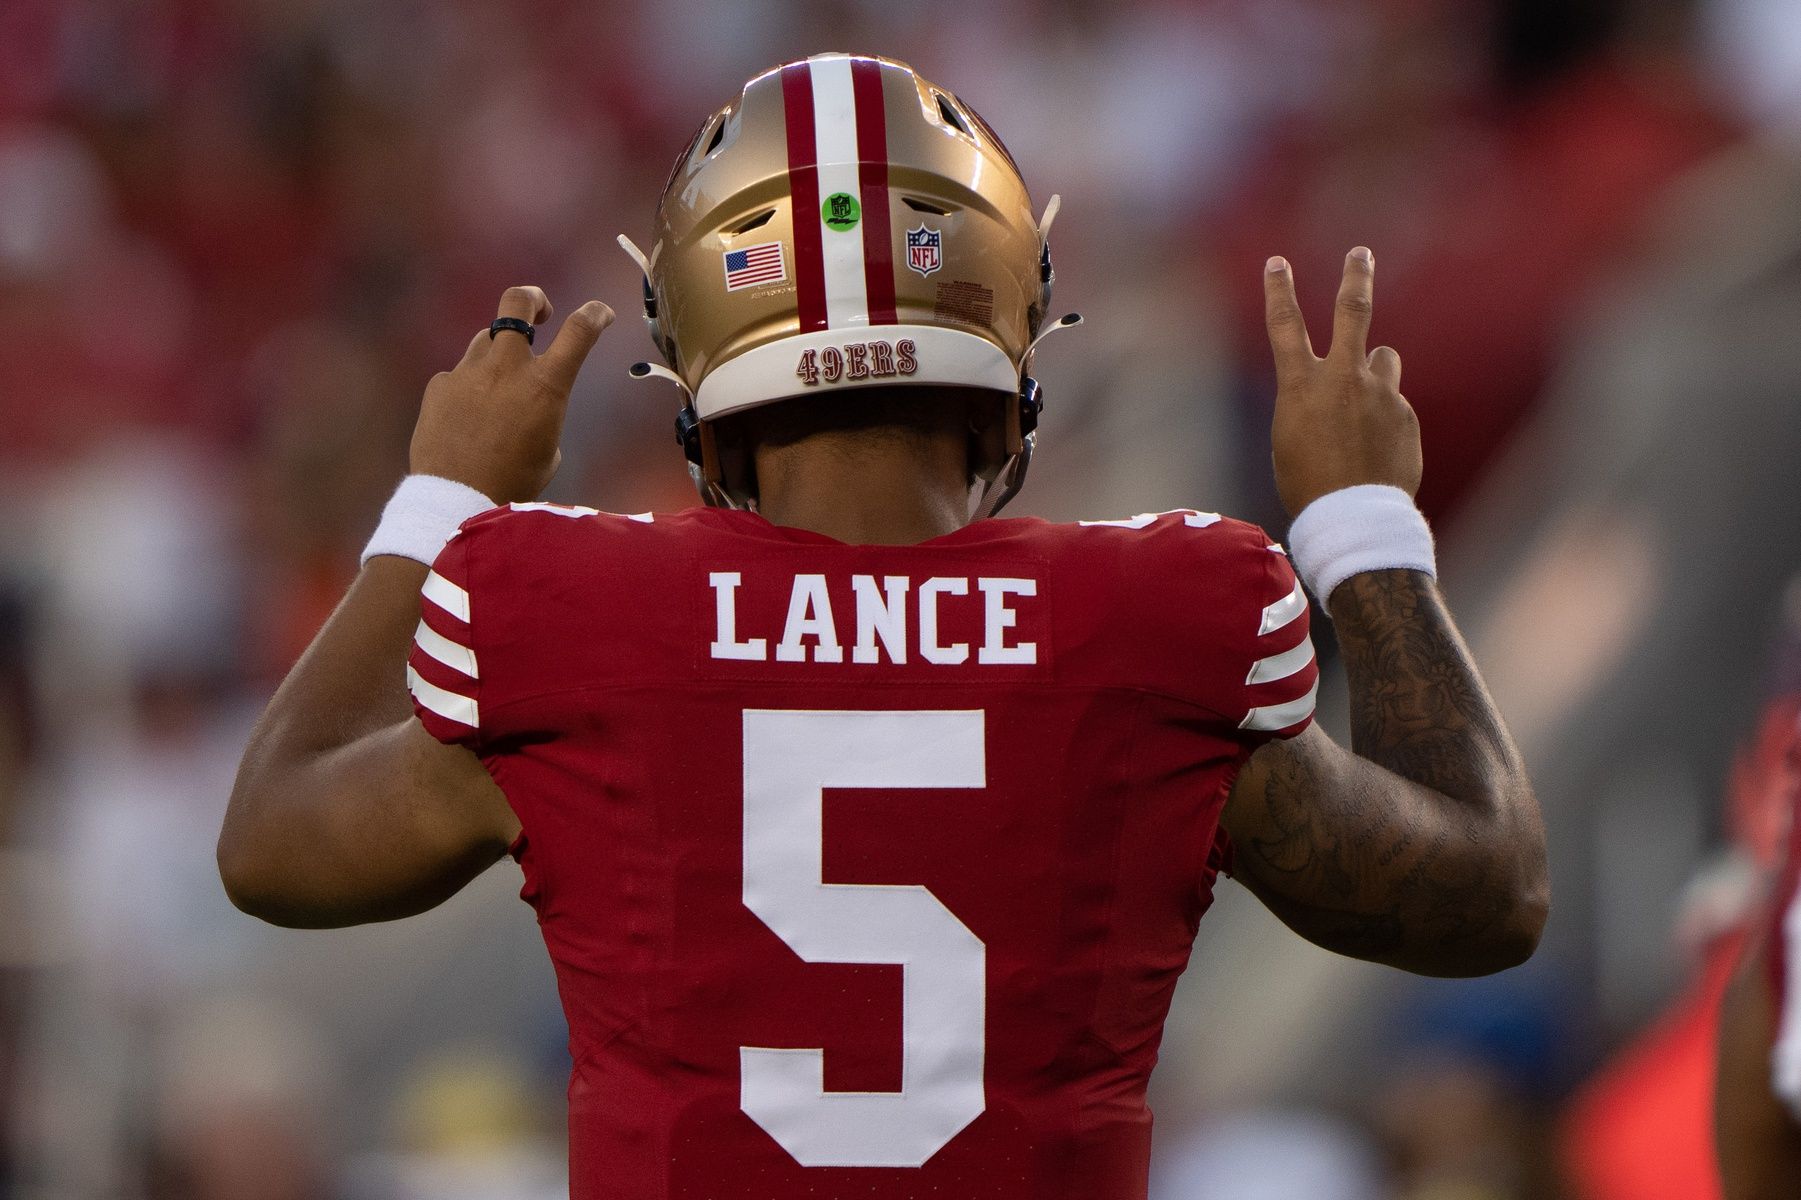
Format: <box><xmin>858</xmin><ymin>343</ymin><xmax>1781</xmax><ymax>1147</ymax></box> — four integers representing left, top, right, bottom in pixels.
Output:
<box><xmin>3</xmin><ymin>0</ymin><xmax>1801</xmax><ymax>1196</ymax></box>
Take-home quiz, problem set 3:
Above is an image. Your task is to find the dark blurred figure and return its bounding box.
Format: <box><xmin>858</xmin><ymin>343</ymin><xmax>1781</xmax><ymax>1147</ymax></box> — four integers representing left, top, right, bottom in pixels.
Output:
<box><xmin>1378</xmin><ymin>1055</ymin><xmax>1557</xmax><ymax>1200</ymax></box>
<box><xmin>1712</xmin><ymin>692</ymin><xmax>1801</xmax><ymax>1187</ymax></box>
<box><xmin>1561</xmin><ymin>599</ymin><xmax>1801</xmax><ymax>1200</ymax></box>
<box><xmin>1369</xmin><ymin>974</ymin><xmax>1566</xmax><ymax>1200</ymax></box>
<box><xmin>0</xmin><ymin>588</ymin><xmax>36</xmax><ymax>1198</ymax></box>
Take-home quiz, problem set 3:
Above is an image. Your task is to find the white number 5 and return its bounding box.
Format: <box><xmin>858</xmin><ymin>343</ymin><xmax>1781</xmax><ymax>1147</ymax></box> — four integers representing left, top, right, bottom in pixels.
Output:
<box><xmin>740</xmin><ymin>709</ymin><xmax>987</xmax><ymax>1168</ymax></box>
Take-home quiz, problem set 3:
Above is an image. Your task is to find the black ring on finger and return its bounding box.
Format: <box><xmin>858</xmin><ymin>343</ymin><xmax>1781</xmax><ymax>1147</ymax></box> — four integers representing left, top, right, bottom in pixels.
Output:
<box><xmin>489</xmin><ymin>316</ymin><xmax>535</xmax><ymax>346</ymax></box>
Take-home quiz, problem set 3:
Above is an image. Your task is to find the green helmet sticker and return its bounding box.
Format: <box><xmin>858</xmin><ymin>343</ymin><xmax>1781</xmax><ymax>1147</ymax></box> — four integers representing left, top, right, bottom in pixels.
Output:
<box><xmin>822</xmin><ymin>192</ymin><xmax>861</xmax><ymax>232</ymax></box>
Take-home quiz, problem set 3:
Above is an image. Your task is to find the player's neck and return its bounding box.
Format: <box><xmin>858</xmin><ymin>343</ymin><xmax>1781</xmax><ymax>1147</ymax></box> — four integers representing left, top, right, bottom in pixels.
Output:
<box><xmin>752</xmin><ymin>432</ymin><xmax>971</xmax><ymax>546</ymax></box>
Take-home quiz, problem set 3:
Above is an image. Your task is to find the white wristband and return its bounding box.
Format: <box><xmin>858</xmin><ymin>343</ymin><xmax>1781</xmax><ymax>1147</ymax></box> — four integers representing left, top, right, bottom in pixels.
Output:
<box><xmin>361</xmin><ymin>475</ymin><xmax>496</xmax><ymax>567</ymax></box>
<box><xmin>1287</xmin><ymin>484</ymin><xmax>1436</xmax><ymax>607</ymax></box>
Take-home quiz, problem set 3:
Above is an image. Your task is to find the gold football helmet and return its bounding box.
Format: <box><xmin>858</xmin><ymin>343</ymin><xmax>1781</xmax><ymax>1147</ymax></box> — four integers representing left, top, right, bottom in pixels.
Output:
<box><xmin>620</xmin><ymin>52</ymin><xmax>1078</xmax><ymax>513</ymax></box>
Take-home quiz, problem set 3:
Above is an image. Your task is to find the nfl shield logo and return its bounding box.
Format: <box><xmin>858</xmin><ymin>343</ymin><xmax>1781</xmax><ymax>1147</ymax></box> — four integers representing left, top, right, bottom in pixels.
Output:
<box><xmin>906</xmin><ymin>224</ymin><xmax>942</xmax><ymax>278</ymax></box>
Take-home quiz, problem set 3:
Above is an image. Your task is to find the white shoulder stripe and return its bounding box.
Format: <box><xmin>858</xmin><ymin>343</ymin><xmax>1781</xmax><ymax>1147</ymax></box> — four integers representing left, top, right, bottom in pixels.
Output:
<box><xmin>1078</xmin><ymin>508</ymin><xmax>1221</xmax><ymax>529</ymax></box>
<box><xmin>508</xmin><ymin>501</ymin><xmax>601</xmax><ymax>518</ymax></box>
<box><xmin>506</xmin><ymin>501</ymin><xmax>651</xmax><ymax>523</ymax></box>
<box><xmin>414</xmin><ymin>619</ymin><xmax>477</xmax><ymax>679</ymax></box>
<box><xmin>421</xmin><ymin>571</ymin><xmax>470</xmax><ymax>623</ymax></box>
<box><xmin>1241</xmin><ymin>678</ymin><xmax>1319</xmax><ymax>732</ymax></box>
<box><xmin>1259</xmin><ymin>581</ymin><xmax>1307</xmax><ymax>636</ymax></box>
<box><xmin>1775</xmin><ymin>889</ymin><xmax>1801</xmax><ymax>1119</ymax></box>
<box><xmin>1247</xmin><ymin>637</ymin><xmax>1316</xmax><ymax>686</ymax></box>
<box><xmin>407</xmin><ymin>665</ymin><xmax>478</xmax><ymax>728</ymax></box>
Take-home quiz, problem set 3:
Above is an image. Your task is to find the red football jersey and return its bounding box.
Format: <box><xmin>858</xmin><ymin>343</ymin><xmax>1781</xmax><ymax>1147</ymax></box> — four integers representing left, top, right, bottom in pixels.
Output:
<box><xmin>1764</xmin><ymin>716</ymin><xmax>1801</xmax><ymax>1122</ymax></box>
<box><xmin>406</xmin><ymin>504</ymin><xmax>1317</xmax><ymax>1199</ymax></box>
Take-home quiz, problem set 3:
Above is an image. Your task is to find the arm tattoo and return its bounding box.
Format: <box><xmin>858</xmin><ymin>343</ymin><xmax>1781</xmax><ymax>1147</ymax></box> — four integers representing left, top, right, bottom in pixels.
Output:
<box><xmin>1227</xmin><ymin>570</ymin><xmax>1544</xmax><ymax>974</ymax></box>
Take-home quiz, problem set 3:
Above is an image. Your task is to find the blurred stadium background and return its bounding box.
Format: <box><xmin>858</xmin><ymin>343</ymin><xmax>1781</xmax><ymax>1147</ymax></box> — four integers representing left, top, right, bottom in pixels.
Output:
<box><xmin>3</xmin><ymin>0</ymin><xmax>1801</xmax><ymax>1196</ymax></box>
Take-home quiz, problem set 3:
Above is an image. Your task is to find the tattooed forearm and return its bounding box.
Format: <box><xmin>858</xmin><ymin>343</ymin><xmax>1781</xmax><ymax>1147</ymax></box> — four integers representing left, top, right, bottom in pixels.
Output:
<box><xmin>1223</xmin><ymin>571</ymin><xmax>1548</xmax><ymax>977</ymax></box>
<box><xmin>1334</xmin><ymin>572</ymin><xmax>1498</xmax><ymax>762</ymax></box>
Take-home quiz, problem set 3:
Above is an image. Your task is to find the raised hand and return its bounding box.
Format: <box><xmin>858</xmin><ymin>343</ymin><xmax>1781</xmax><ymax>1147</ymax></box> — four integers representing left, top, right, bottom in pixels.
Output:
<box><xmin>1262</xmin><ymin>249</ymin><xmax>1422</xmax><ymax>519</ymax></box>
<box><xmin>410</xmin><ymin>286</ymin><xmax>615</xmax><ymax>504</ymax></box>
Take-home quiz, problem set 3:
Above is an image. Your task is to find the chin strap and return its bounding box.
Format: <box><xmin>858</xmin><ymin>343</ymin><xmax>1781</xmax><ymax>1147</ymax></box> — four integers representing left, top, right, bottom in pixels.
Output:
<box><xmin>623</xmin><ymin>236</ymin><xmax>748</xmax><ymax>509</ymax></box>
<box><xmin>627</xmin><ymin>360</ymin><xmax>744</xmax><ymax>509</ymax></box>
<box><xmin>616</xmin><ymin>233</ymin><xmax>653</xmax><ymax>280</ymax></box>
<box><xmin>972</xmin><ymin>435</ymin><xmax>1035</xmax><ymax>521</ymax></box>
<box><xmin>627</xmin><ymin>360</ymin><xmax>690</xmax><ymax>396</ymax></box>
<box><xmin>972</xmin><ymin>312</ymin><xmax>1085</xmax><ymax>520</ymax></box>
<box><xmin>687</xmin><ymin>463</ymin><xmax>742</xmax><ymax>510</ymax></box>
<box><xmin>1028</xmin><ymin>310</ymin><xmax>1083</xmax><ymax>355</ymax></box>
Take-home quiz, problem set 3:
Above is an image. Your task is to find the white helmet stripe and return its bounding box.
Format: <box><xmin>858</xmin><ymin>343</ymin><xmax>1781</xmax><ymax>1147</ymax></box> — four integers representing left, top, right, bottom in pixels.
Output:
<box><xmin>807</xmin><ymin>54</ymin><xmax>872</xmax><ymax>330</ymax></box>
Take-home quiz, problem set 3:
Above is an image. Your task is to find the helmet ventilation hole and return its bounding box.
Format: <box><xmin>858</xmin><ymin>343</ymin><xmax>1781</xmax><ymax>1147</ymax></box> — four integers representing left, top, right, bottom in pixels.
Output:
<box><xmin>703</xmin><ymin>118</ymin><xmax>727</xmax><ymax>157</ymax></box>
<box><xmin>902</xmin><ymin>197</ymin><xmax>952</xmax><ymax>215</ymax></box>
<box><xmin>934</xmin><ymin>92</ymin><xmax>972</xmax><ymax>136</ymax></box>
<box><xmin>728</xmin><ymin>209</ymin><xmax>775</xmax><ymax>234</ymax></box>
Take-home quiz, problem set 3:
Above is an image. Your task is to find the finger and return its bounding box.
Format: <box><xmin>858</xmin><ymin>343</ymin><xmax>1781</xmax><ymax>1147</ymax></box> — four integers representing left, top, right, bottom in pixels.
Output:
<box><xmin>1262</xmin><ymin>256</ymin><xmax>1314</xmax><ymax>379</ymax></box>
<box><xmin>487</xmin><ymin>286</ymin><xmax>554</xmax><ymax>360</ymax></box>
<box><xmin>457</xmin><ymin>328</ymin><xmax>489</xmax><ymax>366</ymax></box>
<box><xmin>1368</xmin><ymin>345</ymin><xmax>1402</xmax><ymax>390</ymax></box>
<box><xmin>1329</xmin><ymin>247</ymin><xmax>1374</xmax><ymax>364</ymax></box>
<box><xmin>495</xmin><ymin>285</ymin><xmax>553</xmax><ymax>326</ymax></box>
<box><xmin>537</xmin><ymin>301</ymin><xmax>615</xmax><ymax>393</ymax></box>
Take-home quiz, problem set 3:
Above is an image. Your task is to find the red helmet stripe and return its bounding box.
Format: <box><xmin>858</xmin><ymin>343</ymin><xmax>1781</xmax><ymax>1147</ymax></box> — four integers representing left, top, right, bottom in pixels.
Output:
<box><xmin>851</xmin><ymin>58</ymin><xmax>897</xmax><ymax>326</ymax></box>
<box><xmin>780</xmin><ymin>62</ymin><xmax>828</xmax><ymax>333</ymax></box>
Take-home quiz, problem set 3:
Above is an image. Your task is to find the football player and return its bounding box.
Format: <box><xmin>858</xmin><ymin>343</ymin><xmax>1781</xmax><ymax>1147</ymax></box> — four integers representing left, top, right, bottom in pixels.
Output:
<box><xmin>1716</xmin><ymin>714</ymin><xmax>1801</xmax><ymax>1197</ymax></box>
<box><xmin>221</xmin><ymin>54</ymin><xmax>1548</xmax><ymax>1199</ymax></box>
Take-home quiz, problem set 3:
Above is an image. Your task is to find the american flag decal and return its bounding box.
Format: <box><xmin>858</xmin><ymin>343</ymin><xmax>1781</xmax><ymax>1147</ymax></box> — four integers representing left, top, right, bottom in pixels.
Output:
<box><xmin>723</xmin><ymin>241</ymin><xmax>787</xmax><ymax>291</ymax></box>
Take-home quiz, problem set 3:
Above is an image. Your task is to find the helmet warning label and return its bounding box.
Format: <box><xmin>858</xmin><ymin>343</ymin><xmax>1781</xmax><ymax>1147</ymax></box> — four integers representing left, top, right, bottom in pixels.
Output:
<box><xmin>933</xmin><ymin>280</ymin><xmax>995</xmax><ymax>328</ymax></box>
